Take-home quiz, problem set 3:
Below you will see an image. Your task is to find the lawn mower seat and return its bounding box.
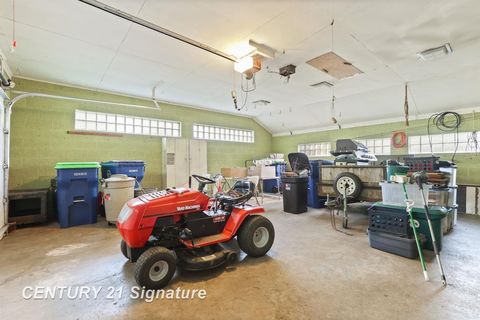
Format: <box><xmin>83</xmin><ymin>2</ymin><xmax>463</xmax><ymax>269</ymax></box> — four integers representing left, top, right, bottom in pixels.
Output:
<box><xmin>215</xmin><ymin>180</ymin><xmax>254</xmax><ymax>209</ymax></box>
<box><xmin>231</xmin><ymin>179</ymin><xmax>256</xmax><ymax>195</ymax></box>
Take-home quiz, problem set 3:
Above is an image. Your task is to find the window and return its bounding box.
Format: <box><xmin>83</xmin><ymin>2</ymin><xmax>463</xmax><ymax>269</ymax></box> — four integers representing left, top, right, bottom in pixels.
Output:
<box><xmin>298</xmin><ymin>142</ymin><xmax>331</xmax><ymax>157</ymax></box>
<box><xmin>356</xmin><ymin>138</ymin><xmax>391</xmax><ymax>155</ymax></box>
<box><xmin>408</xmin><ymin>132</ymin><xmax>475</xmax><ymax>154</ymax></box>
<box><xmin>74</xmin><ymin>110</ymin><xmax>181</xmax><ymax>137</ymax></box>
<box><xmin>193</xmin><ymin>123</ymin><xmax>254</xmax><ymax>143</ymax></box>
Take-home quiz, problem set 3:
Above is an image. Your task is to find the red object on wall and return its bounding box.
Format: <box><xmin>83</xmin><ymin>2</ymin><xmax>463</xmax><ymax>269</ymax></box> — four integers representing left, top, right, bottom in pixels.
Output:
<box><xmin>392</xmin><ymin>131</ymin><xmax>407</xmax><ymax>148</ymax></box>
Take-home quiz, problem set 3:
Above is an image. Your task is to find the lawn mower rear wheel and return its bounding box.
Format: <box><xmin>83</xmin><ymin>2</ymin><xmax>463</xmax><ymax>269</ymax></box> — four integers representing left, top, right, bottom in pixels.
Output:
<box><xmin>237</xmin><ymin>215</ymin><xmax>274</xmax><ymax>257</ymax></box>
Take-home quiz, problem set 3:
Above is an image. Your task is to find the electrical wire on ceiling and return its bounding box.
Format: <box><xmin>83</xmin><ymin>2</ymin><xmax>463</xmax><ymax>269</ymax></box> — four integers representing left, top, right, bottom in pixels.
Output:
<box><xmin>427</xmin><ymin>111</ymin><xmax>462</xmax><ymax>162</ymax></box>
<box><xmin>328</xmin><ymin>19</ymin><xmax>341</xmax><ymax>129</ymax></box>
<box><xmin>11</xmin><ymin>0</ymin><xmax>16</xmax><ymax>52</ymax></box>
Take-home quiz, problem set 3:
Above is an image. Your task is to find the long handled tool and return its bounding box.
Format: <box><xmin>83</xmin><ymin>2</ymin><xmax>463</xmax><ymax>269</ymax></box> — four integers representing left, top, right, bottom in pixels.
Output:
<box><xmin>402</xmin><ymin>183</ymin><xmax>429</xmax><ymax>281</ymax></box>
<box><xmin>413</xmin><ymin>172</ymin><xmax>448</xmax><ymax>286</ymax></box>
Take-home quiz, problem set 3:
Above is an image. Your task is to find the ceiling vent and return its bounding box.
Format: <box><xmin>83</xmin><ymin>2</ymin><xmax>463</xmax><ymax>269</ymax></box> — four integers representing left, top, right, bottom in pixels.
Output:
<box><xmin>310</xmin><ymin>81</ymin><xmax>333</xmax><ymax>88</ymax></box>
<box><xmin>417</xmin><ymin>43</ymin><xmax>453</xmax><ymax>60</ymax></box>
<box><xmin>306</xmin><ymin>51</ymin><xmax>362</xmax><ymax>80</ymax></box>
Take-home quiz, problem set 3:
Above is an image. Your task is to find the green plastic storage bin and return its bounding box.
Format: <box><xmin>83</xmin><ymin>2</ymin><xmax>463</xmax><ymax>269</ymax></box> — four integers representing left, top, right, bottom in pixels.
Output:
<box><xmin>412</xmin><ymin>206</ymin><xmax>448</xmax><ymax>251</ymax></box>
<box><xmin>372</xmin><ymin>203</ymin><xmax>447</xmax><ymax>251</ymax></box>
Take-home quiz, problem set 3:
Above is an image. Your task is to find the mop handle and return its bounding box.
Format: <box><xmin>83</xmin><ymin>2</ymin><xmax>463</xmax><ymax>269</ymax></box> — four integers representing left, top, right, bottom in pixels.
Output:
<box><xmin>402</xmin><ymin>183</ymin><xmax>429</xmax><ymax>281</ymax></box>
<box><xmin>419</xmin><ymin>187</ymin><xmax>447</xmax><ymax>286</ymax></box>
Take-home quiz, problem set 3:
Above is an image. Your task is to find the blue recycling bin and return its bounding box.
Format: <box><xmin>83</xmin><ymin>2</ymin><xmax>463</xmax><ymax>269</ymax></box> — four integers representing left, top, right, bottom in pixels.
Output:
<box><xmin>307</xmin><ymin>160</ymin><xmax>333</xmax><ymax>208</ymax></box>
<box><xmin>55</xmin><ymin>162</ymin><xmax>100</xmax><ymax>228</ymax></box>
<box><xmin>101</xmin><ymin>160</ymin><xmax>145</xmax><ymax>188</ymax></box>
<box><xmin>263</xmin><ymin>179</ymin><xmax>280</xmax><ymax>193</ymax></box>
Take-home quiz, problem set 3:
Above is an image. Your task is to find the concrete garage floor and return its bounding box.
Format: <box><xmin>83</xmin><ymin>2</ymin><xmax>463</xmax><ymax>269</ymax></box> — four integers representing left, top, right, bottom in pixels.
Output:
<box><xmin>1</xmin><ymin>200</ymin><xmax>479</xmax><ymax>320</ymax></box>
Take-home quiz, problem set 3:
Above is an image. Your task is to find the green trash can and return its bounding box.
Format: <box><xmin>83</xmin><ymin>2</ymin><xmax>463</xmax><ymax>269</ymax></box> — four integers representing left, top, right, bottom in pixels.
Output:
<box><xmin>412</xmin><ymin>206</ymin><xmax>448</xmax><ymax>251</ymax></box>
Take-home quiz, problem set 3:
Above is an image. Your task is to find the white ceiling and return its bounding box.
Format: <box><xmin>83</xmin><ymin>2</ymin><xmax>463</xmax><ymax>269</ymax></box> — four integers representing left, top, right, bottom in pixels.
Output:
<box><xmin>1</xmin><ymin>0</ymin><xmax>479</xmax><ymax>134</ymax></box>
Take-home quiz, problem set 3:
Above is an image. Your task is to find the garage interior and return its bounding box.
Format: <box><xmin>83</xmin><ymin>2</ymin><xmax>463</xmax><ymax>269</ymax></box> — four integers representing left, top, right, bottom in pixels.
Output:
<box><xmin>1</xmin><ymin>1</ymin><xmax>480</xmax><ymax>319</ymax></box>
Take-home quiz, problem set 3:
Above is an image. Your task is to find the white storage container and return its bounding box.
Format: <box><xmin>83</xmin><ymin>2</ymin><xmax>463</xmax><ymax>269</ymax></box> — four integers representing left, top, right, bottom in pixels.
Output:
<box><xmin>103</xmin><ymin>174</ymin><xmax>136</xmax><ymax>223</ymax></box>
<box><xmin>379</xmin><ymin>182</ymin><xmax>431</xmax><ymax>209</ymax></box>
<box><xmin>248</xmin><ymin>166</ymin><xmax>277</xmax><ymax>179</ymax></box>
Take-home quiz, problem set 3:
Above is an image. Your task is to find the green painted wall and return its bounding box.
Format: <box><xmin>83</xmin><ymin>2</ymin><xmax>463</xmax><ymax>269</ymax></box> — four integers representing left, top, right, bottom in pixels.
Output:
<box><xmin>272</xmin><ymin>115</ymin><xmax>480</xmax><ymax>185</ymax></box>
<box><xmin>8</xmin><ymin>78</ymin><xmax>272</xmax><ymax>190</ymax></box>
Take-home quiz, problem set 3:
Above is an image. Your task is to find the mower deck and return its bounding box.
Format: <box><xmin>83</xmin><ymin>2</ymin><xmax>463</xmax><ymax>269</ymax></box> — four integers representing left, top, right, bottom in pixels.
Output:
<box><xmin>179</xmin><ymin>233</ymin><xmax>230</xmax><ymax>248</ymax></box>
<box><xmin>176</xmin><ymin>244</ymin><xmax>237</xmax><ymax>271</ymax></box>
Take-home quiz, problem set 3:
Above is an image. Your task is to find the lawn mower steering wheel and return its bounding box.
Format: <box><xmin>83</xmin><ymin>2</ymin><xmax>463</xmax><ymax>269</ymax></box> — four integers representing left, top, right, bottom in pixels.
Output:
<box><xmin>191</xmin><ymin>174</ymin><xmax>216</xmax><ymax>192</ymax></box>
<box><xmin>192</xmin><ymin>174</ymin><xmax>216</xmax><ymax>184</ymax></box>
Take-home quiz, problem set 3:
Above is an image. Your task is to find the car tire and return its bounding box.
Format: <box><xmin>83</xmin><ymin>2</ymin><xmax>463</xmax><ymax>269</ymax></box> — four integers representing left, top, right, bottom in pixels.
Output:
<box><xmin>333</xmin><ymin>172</ymin><xmax>362</xmax><ymax>200</ymax></box>
<box><xmin>134</xmin><ymin>247</ymin><xmax>177</xmax><ymax>289</ymax></box>
<box><xmin>237</xmin><ymin>215</ymin><xmax>275</xmax><ymax>257</ymax></box>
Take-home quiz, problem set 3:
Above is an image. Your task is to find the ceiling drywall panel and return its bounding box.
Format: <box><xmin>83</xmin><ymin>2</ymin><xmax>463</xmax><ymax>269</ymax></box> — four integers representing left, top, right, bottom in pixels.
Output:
<box><xmin>0</xmin><ymin>0</ymin><xmax>479</xmax><ymax>133</ymax></box>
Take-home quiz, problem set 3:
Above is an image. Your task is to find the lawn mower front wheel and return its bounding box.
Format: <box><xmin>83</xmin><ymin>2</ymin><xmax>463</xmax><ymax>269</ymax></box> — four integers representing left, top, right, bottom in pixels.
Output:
<box><xmin>120</xmin><ymin>240</ymin><xmax>128</xmax><ymax>259</ymax></box>
<box><xmin>134</xmin><ymin>247</ymin><xmax>177</xmax><ymax>289</ymax></box>
<box><xmin>237</xmin><ymin>215</ymin><xmax>275</xmax><ymax>257</ymax></box>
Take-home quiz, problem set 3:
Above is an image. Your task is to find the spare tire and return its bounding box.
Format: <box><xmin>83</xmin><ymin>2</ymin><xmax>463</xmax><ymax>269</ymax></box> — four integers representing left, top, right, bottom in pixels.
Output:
<box><xmin>333</xmin><ymin>172</ymin><xmax>362</xmax><ymax>200</ymax></box>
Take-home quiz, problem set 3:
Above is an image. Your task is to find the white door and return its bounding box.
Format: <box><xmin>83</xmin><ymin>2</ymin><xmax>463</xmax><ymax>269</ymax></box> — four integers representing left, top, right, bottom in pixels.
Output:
<box><xmin>189</xmin><ymin>139</ymin><xmax>208</xmax><ymax>191</ymax></box>
<box><xmin>0</xmin><ymin>96</ymin><xmax>6</xmax><ymax>238</ymax></box>
<box><xmin>189</xmin><ymin>139</ymin><xmax>207</xmax><ymax>176</ymax></box>
<box><xmin>164</xmin><ymin>138</ymin><xmax>189</xmax><ymax>188</ymax></box>
<box><xmin>163</xmin><ymin>138</ymin><xmax>208</xmax><ymax>190</ymax></box>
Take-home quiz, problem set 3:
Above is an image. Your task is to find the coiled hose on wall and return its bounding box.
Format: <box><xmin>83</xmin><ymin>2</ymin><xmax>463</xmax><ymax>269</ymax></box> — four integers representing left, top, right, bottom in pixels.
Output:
<box><xmin>427</xmin><ymin>111</ymin><xmax>462</xmax><ymax>162</ymax></box>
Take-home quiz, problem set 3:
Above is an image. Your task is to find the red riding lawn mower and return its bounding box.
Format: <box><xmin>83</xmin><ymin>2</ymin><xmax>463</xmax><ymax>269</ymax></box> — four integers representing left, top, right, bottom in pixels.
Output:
<box><xmin>117</xmin><ymin>174</ymin><xmax>275</xmax><ymax>289</ymax></box>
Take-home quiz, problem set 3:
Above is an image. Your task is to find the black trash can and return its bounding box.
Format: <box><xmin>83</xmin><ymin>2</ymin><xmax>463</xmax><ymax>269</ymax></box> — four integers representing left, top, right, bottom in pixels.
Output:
<box><xmin>281</xmin><ymin>153</ymin><xmax>311</xmax><ymax>214</ymax></box>
<box><xmin>282</xmin><ymin>176</ymin><xmax>309</xmax><ymax>213</ymax></box>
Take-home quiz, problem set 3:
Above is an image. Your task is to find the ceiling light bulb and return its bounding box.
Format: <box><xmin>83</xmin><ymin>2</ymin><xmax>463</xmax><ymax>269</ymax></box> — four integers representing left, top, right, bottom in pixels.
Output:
<box><xmin>234</xmin><ymin>56</ymin><xmax>254</xmax><ymax>73</ymax></box>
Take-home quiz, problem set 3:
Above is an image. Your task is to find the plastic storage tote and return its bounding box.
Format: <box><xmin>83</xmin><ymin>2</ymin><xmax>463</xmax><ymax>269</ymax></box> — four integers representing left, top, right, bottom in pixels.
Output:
<box><xmin>101</xmin><ymin>160</ymin><xmax>145</xmax><ymax>188</ymax></box>
<box><xmin>102</xmin><ymin>174</ymin><xmax>135</xmax><ymax>224</ymax></box>
<box><xmin>55</xmin><ymin>162</ymin><xmax>100</xmax><ymax>228</ymax></box>
<box><xmin>371</xmin><ymin>203</ymin><xmax>447</xmax><ymax>251</ymax></box>
<box><xmin>368</xmin><ymin>230</ymin><xmax>426</xmax><ymax>259</ymax></box>
<box><xmin>379</xmin><ymin>182</ymin><xmax>431</xmax><ymax>209</ymax></box>
<box><xmin>263</xmin><ymin>179</ymin><xmax>280</xmax><ymax>193</ymax></box>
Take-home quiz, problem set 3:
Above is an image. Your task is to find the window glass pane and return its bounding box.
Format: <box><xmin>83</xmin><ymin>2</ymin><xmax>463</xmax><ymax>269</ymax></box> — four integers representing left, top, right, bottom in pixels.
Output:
<box><xmin>126</xmin><ymin>125</ymin><xmax>133</xmax><ymax>134</ymax></box>
<box><xmin>75</xmin><ymin>120</ymin><xmax>86</xmax><ymax>130</ymax></box>
<box><xmin>409</xmin><ymin>136</ymin><xmax>420</xmax><ymax>144</ymax></box>
<box><xmin>125</xmin><ymin>117</ymin><xmax>133</xmax><ymax>125</ymax></box>
<box><xmin>107</xmin><ymin>115</ymin><xmax>116</xmax><ymax>124</ymax></box>
<box><xmin>76</xmin><ymin>110</ymin><xmax>86</xmax><ymax>120</ymax></box>
<box><xmin>86</xmin><ymin>112</ymin><xmax>96</xmax><ymax>121</ymax></box>
<box><xmin>86</xmin><ymin>121</ymin><xmax>96</xmax><ymax>130</ymax></box>
<box><xmin>107</xmin><ymin>123</ymin><xmax>116</xmax><ymax>132</ymax></box>
<box><xmin>443</xmin><ymin>134</ymin><xmax>454</xmax><ymax>143</ymax></box>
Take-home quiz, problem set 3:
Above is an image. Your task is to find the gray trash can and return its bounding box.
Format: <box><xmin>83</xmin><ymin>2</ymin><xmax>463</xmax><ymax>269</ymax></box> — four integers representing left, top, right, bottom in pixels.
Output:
<box><xmin>102</xmin><ymin>174</ymin><xmax>135</xmax><ymax>223</ymax></box>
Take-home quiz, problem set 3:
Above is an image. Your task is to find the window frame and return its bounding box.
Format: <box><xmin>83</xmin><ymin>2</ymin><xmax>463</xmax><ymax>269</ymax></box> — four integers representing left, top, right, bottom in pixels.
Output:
<box><xmin>74</xmin><ymin>109</ymin><xmax>181</xmax><ymax>138</ymax></box>
<box><xmin>356</xmin><ymin>138</ymin><xmax>391</xmax><ymax>155</ymax></box>
<box><xmin>192</xmin><ymin>123</ymin><xmax>254</xmax><ymax>143</ymax></box>
<box><xmin>408</xmin><ymin>132</ymin><xmax>474</xmax><ymax>154</ymax></box>
<box><xmin>297</xmin><ymin>142</ymin><xmax>332</xmax><ymax>157</ymax></box>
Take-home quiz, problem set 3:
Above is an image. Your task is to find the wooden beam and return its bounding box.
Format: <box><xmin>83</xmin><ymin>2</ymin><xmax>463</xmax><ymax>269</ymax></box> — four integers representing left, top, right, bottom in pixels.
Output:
<box><xmin>67</xmin><ymin>130</ymin><xmax>123</xmax><ymax>137</ymax></box>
